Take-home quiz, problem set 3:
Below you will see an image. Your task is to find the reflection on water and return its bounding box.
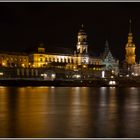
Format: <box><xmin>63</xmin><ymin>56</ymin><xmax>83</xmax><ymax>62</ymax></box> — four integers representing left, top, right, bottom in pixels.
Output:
<box><xmin>0</xmin><ymin>86</ymin><xmax>140</xmax><ymax>138</ymax></box>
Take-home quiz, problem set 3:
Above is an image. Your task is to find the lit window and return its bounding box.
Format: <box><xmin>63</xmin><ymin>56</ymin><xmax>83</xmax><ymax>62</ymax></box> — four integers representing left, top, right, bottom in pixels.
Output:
<box><xmin>21</xmin><ymin>63</ymin><xmax>25</xmax><ymax>67</ymax></box>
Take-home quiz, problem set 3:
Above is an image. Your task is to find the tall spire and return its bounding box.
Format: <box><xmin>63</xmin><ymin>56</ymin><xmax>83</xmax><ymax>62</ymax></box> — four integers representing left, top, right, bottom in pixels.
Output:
<box><xmin>102</xmin><ymin>40</ymin><xmax>114</xmax><ymax>61</ymax></box>
<box><xmin>105</xmin><ymin>40</ymin><xmax>110</xmax><ymax>52</ymax></box>
<box><xmin>129</xmin><ymin>18</ymin><xmax>132</xmax><ymax>33</ymax></box>
<box><xmin>128</xmin><ymin>18</ymin><xmax>133</xmax><ymax>43</ymax></box>
<box><xmin>125</xmin><ymin>18</ymin><xmax>136</xmax><ymax>65</ymax></box>
<box><xmin>81</xmin><ymin>24</ymin><xmax>84</xmax><ymax>28</ymax></box>
<box><xmin>105</xmin><ymin>40</ymin><xmax>109</xmax><ymax>49</ymax></box>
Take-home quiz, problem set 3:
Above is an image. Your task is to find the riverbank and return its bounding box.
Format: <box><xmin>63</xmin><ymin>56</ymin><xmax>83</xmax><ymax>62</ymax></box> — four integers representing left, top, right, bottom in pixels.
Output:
<box><xmin>0</xmin><ymin>78</ymin><xmax>140</xmax><ymax>87</ymax></box>
<box><xmin>0</xmin><ymin>79</ymin><xmax>106</xmax><ymax>87</ymax></box>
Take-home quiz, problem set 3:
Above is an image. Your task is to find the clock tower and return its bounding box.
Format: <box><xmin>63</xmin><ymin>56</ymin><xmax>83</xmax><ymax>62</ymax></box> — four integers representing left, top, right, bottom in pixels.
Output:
<box><xmin>125</xmin><ymin>19</ymin><xmax>136</xmax><ymax>65</ymax></box>
<box><xmin>76</xmin><ymin>24</ymin><xmax>88</xmax><ymax>56</ymax></box>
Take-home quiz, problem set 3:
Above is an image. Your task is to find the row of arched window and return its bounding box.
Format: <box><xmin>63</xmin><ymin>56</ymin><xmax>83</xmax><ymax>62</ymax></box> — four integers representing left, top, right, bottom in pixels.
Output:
<box><xmin>39</xmin><ymin>56</ymin><xmax>101</xmax><ymax>65</ymax></box>
<box><xmin>0</xmin><ymin>55</ymin><xmax>28</xmax><ymax>62</ymax></box>
<box><xmin>44</xmin><ymin>57</ymin><xmax>75</xmax><ymax>63</ymax></box>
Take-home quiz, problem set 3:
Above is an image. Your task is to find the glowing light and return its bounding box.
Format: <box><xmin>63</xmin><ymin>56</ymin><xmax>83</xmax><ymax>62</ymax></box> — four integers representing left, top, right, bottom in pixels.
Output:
<box><xmin>112</xmin><ymin>70</ymin><xmax>114</xmax><ymax>74</ymax></box>
<box><xmin>135</xmin><ymin>73</ymin><xmax>138</xmax><ymax>76</ymax></box>
<box><xmin>2</xmin><ymin>62</ymin><xmax>5</xmax><ymax>66</ymax></box>
<box><xmin>21</xmin><ymin>63</ymin><xmax>25</xmax><ymax>67</ymax></box>
<box><xmin>126</xmin><ymin>74</ymin><xmax>129</xmax><ymax>77</ymax></box>
<box><xmin>109</xmin><ymin>80</ymin><xmax>116</xmax><ymax>86</ymax></box>
<box><xmin>51</xmin><ymin>74</ymin><xmax>56</xmax><ymax>78</ymax></box>
<box><xmin>132</xmin><ymin>72</ymin><xmax>134</xmax><ymax>75</ymax></box>
<box><xmin>102</xmin><ymin>71</ymin><xmax>105</xmax><ymax>78</ymax></box>
<box><xmin>111</xmin><ymin>76</ymin><xmax>114</xmax><ymax>78</ymax></box>
<box><xmin>0</xmin><ymin>72</ymin><xmax>3</xmax><ymax>76</ymax></box>
<box><xmin>76</xmin><ymin>75</ymin><xmax>81</xmax><ymax>78</ymax></box>
<box><xmin>83</xmin><ymin>65</ymin><xmax>86</xmax><ymax>68</ymax></box>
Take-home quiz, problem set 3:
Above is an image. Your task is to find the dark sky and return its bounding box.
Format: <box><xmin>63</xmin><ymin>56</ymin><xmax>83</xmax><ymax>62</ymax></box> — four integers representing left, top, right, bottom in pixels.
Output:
<box><xmin>0</xmin><ymin>2</ymin><xmax>140</xmax><ymax>61</ymax></box>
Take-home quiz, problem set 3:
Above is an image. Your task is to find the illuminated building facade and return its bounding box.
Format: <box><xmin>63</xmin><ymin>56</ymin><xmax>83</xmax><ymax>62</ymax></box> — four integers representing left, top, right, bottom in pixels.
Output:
<box><xmin>29</xmin><ymin>25</ymin><xmax>103</xmax><ymax>71</ymax></box>
<box><xmin>125</xmin><ymin>19</ymin><xmax>136</xmax><ymax>65</ymax></box>
<box><xmin>0</xmin><ymin>52</ymin><xmax>29</xmax><ymax>68</ymax></box>
<box><xmin>0</xmin><ymin>25</ymin><xmax>119</xmax><ymax>78</ymax></box>
<box><xmin>120</xmin><ymin>20</ymin><xmax>139</xmax><ymax>77</ymax></box>
<box><xmin>131</xmin><ymin>64</ymin><xmax>140</xmax><ymax>76</ymax></box>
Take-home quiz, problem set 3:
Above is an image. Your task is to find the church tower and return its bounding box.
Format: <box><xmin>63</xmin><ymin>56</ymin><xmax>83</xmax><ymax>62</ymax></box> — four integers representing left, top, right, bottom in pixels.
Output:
<box><xmin>125</xmin><ymin>19</ymin><xmax>136</xmax><ymax>65</ymax></box>
<box><xmin>76</xmin><ymin>24</ymin><xmax>88</xmax><ymax>56</ymax></box>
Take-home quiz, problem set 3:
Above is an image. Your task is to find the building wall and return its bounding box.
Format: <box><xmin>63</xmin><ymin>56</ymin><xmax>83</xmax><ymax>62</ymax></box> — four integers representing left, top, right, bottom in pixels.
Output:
<box><xmin>131</xmin><ymin>64</ymin><xmax>140</xmax><ymax>76</ymax></box>
<box><xmin>29</xmin><ymin>52</ymin><xmax>102</xmax><ymax>69</ymax></box>
<box><xmin>0</xmin><ymin>53</ymin><xmax>29</xmax><ymax>68</ymax></box>
<box><xmin>0</xmin><ymin>50</ymin><xmax>103</xmax><ymax>72</ymax></box>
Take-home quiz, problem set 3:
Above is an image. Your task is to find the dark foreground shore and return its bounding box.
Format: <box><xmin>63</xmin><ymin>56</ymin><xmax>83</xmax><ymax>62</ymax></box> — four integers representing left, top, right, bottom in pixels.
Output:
<box><xmin>0</xmin><ymin>79</ymin><xmax>105</xmax><ymax>87</ymax></box>
<box><xmin>0</xmin><ymin>78</ymin><xmax>140</xmax><ymax>87</ymax></box>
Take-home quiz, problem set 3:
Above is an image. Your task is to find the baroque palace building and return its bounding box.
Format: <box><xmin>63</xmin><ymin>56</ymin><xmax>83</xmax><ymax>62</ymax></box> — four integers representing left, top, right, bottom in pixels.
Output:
<box><xmin>0</xmin><ymin>25</ymin><xmax>119</xmax><ymax>78</ymax></box>
<box><xmin>29</xmin><ymin>25</ymin><xmax>103</xmax><ymax>69</ymax></box>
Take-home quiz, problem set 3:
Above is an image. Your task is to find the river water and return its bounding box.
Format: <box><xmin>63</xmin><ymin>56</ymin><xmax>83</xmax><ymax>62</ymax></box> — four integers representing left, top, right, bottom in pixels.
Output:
<box><xmin>0</xmin><ymin>86</ymin><xmax>140</xmax><ymax>138</ymax></box>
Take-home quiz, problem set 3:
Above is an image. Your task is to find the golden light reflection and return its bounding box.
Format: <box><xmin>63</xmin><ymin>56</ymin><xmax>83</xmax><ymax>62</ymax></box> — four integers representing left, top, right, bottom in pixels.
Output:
<box><xmin>106</xmin><ymin>87</ymin><xmax>119</xmax><ymax>137</ymax></box>
<box><xmin>0</xmin><ymin>87</ymin><xmax>11</xmax><ymax>137</ymax></box>
<box><xmin>99</xmin><ymin>87</ymin><xmax>108</xmax><ymax>107</ymax></box>
<box><xmin>122</xmin><ymin>87</ymin><xmax>140</xmax><ymax>137</ymax></box>
<box><xmin>96</xmin><ymin>87</ymin><xmax>119</xmax><ymax>137</ymax></box>
<box><xmin>14</xmin><ymin>87</ymin><xmax>51</xmax><ymax>137</ymax></box>
<box><xmin>108</xmin><ymin>87</ymin><xmax>117</xmax><ymax>109</ymax></box>
<box><xmin>95</xmin><ymin>87</ymin><xmax>109</xmax><ymax>136</ymax></box>
<box><xmin>65</xmin><ymin>87</ymin><xmax>92</xmax><ymax>137</ymax></box>
<box><xmin>1</xmin><ymin>87</ymin><xmax>140</xmax><ymax>137</ymax></box>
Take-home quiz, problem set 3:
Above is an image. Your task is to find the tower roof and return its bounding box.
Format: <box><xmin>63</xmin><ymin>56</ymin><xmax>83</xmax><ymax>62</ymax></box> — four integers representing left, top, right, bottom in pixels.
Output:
<box><xmin>102</xmin><ymin>40</ymin><xmax>114</xmax><ymax>60</ymax></box>
<box><xmin>78</xmin><ymin>24</ymin><xmax>86</xmax><ymax>35</ymax></box>
<box><xmin>126</xmin><ymin>19</ymin><xmax>135</xmax><ymax>47</ymax></box>
<box><xmin>129</xmin><ymin>18</ymin><xmax>132</xmax><ymax>33</ymax></box>
<box><xmin>125</xmin><ymin>19</ymin><xmax>136</xmax><ymax>65</ymax></box>
<box><xmin>105</xmin><ymin>40</ymin><xmax>109</xmax><ymax>52</ymax></box>
<box><xmin>128</xmin><ymin>19</ymin><xmax>133</xmax><ymax>36</ymax></box>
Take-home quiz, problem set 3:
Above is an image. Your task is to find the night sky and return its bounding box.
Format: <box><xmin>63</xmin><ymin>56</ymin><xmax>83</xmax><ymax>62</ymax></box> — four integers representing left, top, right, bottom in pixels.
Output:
<box><xmin>0</xmin><ymin>2</ymin><xmax>140</xmax><ymax>62</ymax></box>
